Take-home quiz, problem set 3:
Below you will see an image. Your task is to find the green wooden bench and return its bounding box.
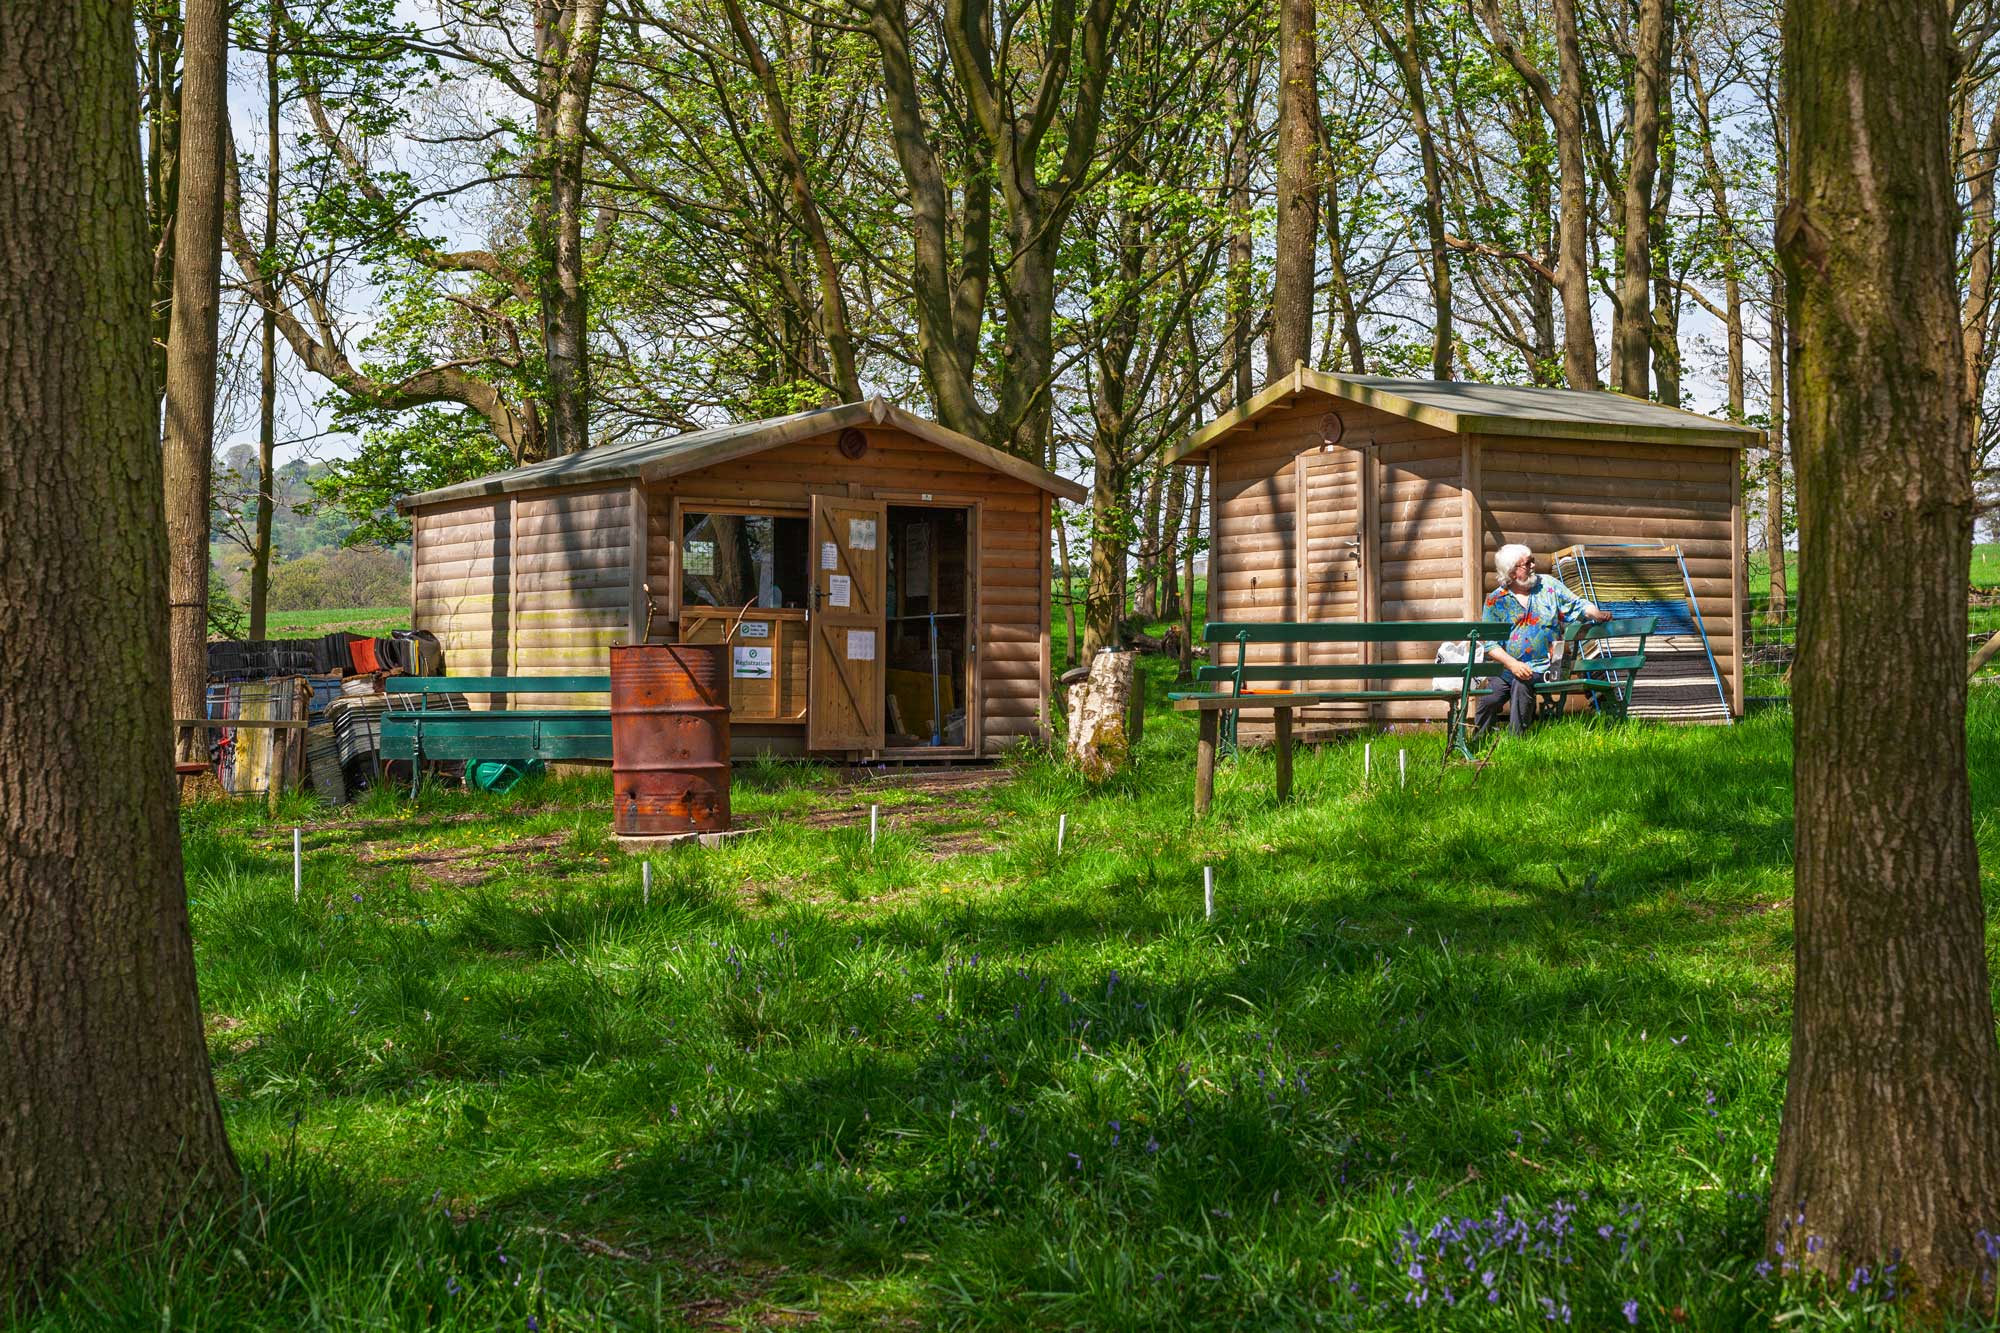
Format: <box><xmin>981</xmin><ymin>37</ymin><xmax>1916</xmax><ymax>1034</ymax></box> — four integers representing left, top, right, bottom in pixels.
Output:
<box><xmin>1169</xmin><ymin>621</ymin><xmax>1513</xmax><ymax>815</ymax></box>
<box><xmin>380</xmin><ymin>676</ymin><xmax>612</xmax><ymax>792</ymax></box>
<box><xmin>1521</xmin><ymin>615</ymin><xmax>1659</xmax><ymax>726</ymax></box>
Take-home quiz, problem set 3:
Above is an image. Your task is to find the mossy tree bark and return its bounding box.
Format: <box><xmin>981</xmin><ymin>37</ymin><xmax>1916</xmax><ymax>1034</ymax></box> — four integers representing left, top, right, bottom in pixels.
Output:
<box><xmin>0</xmin><ymin>0</ymin><xmax>240</xmax><ymax>1289</ymax></box>
<box><xmin>160</xmin><ymin>0</ymin><xmax>226</xmax><ymax>752</ymax></box>
<box><xmin>1771</xmin><ymin>0</ymin><xmax>2000</xmax><ymax>1296</ymax></box>
<box><xmin>1266</xmin><ymin>0</ymin><xmax>1319</xmax><ymax>383</ymax></box>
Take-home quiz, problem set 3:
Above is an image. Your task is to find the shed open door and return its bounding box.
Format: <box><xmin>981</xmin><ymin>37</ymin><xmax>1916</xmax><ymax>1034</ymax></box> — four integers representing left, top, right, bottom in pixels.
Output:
<box><xmin>807</xmin><ymin>495</ymin><xmax>888</xmax><ymax>751</ymax></box>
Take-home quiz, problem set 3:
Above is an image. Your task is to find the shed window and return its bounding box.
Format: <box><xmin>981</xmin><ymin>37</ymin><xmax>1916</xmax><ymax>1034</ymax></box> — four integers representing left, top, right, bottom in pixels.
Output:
<box><xmin>681</xmin><ymin>511</ymin><xmax>808</xmax><ymax>610</ymax></box>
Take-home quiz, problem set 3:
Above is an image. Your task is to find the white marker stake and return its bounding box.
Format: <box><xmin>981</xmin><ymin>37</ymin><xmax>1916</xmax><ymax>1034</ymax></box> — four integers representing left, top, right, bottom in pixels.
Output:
<box><xmin>1057</xmin><ymin>813</ymin><xmax>1067</xmax><ymax>855</ymax></box>
<box><xmin>1203</xmin><ymin>865</ymin><xmax>1215</xmax><ymax>920</ymax></box>
<box><xmin>642</xmin><ymin>860</ymin><xmax>651</xmax><ymax>907</ymax></box>
<box><xmin>870</xmin><ymin>804</ymin><xmax>880</xmax><ymax>849</ymax></box>
<box><xmin>1364</xmin><ymin>742</ymin><xmax>1372</xmax><ymax>784</ymax></box>
<box><xmin>292</xmin><ymin>828</ymin><xmax>302</xmax><ymax>904</ymax></box>
<box><xmin>1399</xmin><ymin>749</ymin><xmax>1407</xmax><ymax>789</ymax></box>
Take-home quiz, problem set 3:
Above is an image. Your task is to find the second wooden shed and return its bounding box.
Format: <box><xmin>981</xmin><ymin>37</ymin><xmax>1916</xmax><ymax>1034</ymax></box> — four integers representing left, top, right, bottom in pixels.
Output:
<box><xmin>1170</xmin><ymin>368</ymin><xmax>1761</xmax><ymax>728</ymax></box>
<box><xmin>399</xmin><ymin>398</ymin><xmax>1085</xmax><ymax>760</ymax></box>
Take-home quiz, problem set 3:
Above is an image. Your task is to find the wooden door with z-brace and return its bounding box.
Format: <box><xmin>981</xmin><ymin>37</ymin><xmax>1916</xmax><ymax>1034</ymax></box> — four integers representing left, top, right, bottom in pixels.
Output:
<box><xmin>806</xmin><ymin>495</ymin><xmax>888</xmax><ymax>751</ymax></box>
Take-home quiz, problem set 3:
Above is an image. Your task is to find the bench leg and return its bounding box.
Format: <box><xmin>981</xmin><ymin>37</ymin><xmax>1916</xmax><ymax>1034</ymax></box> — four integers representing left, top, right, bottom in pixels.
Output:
<box><xmin>1274</xmin><ymin>707</ymin><xmax>1293</xmax><ymax>802</ymax></box>
<box><xmin>1445</xmin><ymin>700</ymin><xmax>1468</xmax><ymax>764</ymax></box>
<box><xmin>1195</xmin><ymin>710</ymin><xmax>1219</xmax><ymax>816</ymax></box>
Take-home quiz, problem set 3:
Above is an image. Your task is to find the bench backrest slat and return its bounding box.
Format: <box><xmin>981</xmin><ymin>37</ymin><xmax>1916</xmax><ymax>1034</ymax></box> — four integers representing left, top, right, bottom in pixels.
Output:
<box><xmin>1563</xmin><ymin>616</ymin><xmax>1659</xmax><ymax>643</ymax></box>
<box><xmin>1203</xmin><ymin>620</ymin><xmax>1509</xmax><ymax>645</ymax></box>
<box><xmin>1195</xmin><ymin>662</ymin><xmax>1508</xmax><ymax>684</ymax></box>
<box><xmin>386</xmin><ymin>675</ymin><xmax>610</xmax><ymax>695</ymax></box>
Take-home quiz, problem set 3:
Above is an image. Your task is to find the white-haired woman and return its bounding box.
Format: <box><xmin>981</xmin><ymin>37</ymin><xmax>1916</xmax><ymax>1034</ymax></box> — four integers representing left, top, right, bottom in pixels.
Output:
<box><xmin>1471</xmin><ymin>543</ymin><xmax>1612</xmax><ymax>739</ymax></box>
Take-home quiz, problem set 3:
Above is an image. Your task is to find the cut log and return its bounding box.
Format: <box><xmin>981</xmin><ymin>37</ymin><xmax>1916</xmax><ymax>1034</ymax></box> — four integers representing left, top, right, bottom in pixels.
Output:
<box><xmin>1969</xmin><ymin>628</ymin><xmax>2000</xmax><ymax>679</ymax></box>
<box><xmin>1066</xmin><ymin>649</ymin><xmax>1137</xmax><ymax>781</ymax></box>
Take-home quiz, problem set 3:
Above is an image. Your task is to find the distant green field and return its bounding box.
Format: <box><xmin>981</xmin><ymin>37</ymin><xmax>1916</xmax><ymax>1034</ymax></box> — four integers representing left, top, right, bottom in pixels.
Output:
<box><xmin>263</xmin><ymin>606</ymin><xmax>408</xmax><ymax>639</ymax></box>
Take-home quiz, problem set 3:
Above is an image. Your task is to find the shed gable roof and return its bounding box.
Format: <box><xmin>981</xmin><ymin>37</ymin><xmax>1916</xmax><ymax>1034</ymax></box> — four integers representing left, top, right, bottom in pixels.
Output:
<box><xmin>1169</xmin><ymin>367</ymin><xmax>1763</xmax><ymax>463</ymax></box>
<box><xmin>398</xmin><ymin>397</ymin><xmax>1086</xmax><ymax>510</ymax></box>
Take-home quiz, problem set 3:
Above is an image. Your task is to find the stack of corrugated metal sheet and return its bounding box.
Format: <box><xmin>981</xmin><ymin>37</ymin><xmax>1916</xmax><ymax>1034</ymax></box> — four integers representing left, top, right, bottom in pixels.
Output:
<box><xmin>305</xmin><ymin>723</ymin><xmax>346</xmax><ymax>802</ymax></box>
<box><xmin>327</xmin><ymin>695</ymin><xmax>391</xmax><ymax>794</ymax></box>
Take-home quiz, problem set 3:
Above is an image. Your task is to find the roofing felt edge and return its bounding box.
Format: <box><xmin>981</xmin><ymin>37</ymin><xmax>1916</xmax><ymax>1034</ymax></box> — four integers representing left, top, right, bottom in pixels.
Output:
<box><xmin>1166</xmin><ymin>366</ymin><xmax>1766</xmax><ymax>465</ymax></box>
<box><xmin>396</xmin><ymin>397</ymin><xmax>1087</xmax><ymax>511</ymax></box>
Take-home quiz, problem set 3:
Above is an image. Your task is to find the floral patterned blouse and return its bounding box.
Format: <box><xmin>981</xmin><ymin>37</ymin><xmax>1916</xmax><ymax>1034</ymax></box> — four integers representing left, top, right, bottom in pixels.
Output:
<box><xmin>1482</xmin><ymin>576</ymin><xmax>1598</xmax><ymax>674</ymax></box>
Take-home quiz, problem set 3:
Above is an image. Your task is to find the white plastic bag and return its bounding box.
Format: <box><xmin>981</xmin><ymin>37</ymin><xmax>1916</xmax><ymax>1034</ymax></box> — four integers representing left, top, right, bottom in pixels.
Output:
<box><xmin>1432</xmin><ymin>640</ymin><xmax>1485</xmax><ymax>694</ymax></box>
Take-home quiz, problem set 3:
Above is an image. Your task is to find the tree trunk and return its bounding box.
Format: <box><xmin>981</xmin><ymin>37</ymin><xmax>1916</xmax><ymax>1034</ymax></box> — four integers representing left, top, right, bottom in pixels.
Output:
<box><xmin>1687</xmin><ymin>42</ymin><xmax>1745</xmax><ymax>421</ymax></box>
<box><xmin>532</xmin><ymin>0</ymin><xmax>605</xmax><ymax>456</ymax></box>
<box><xmin>143</xmin><ymin>1</ymin><xmax>181</xmax><ymax>418</ymax></box>
<box><xmin>1227</xmin><ymin>45</ymin><xmax>1258</xmax><ymax>403</ymax></box>
<box><xmin>1132</xmin><ymin>467</ymin><xmax>1164</xmax><ymax>622</ymax></box>
<box><xmin>1551</xmin><ymin>0</ymin><xmax>1598</xmax><ymax>388</ymax></box>
<box><xmin>160</xmin><ymin>0</ymin><xmax>227</xmax><ymax>758</ymax></box>
<box><xmin>1615</xmin><ymin>0</ymin><xmax>1668</xmax><ymax>399</ymax></box>
<box><xmin>1649</xmin><ymin>70</ymin><xmax>1681</xmax><ymax>408</ymax></box>
<box><xmin>249</xmin><ymin>15</ymin><xmax>279</xmax><ymax>642</ymax></box>
<box><xmin>1066</xmin><ymin>649</ymin><xmax>1136</xmax><ymax>782</ymax></box>
<box><xmin>1958</xmin><ymin>97</ymin><xmax>2000</xmax><ymax>465</ymax></box>
<box><xmin>1478</xmin><ymin>0</ymin><xmax>1598</xmax><ymax>388</ymax></box>
<box><xmin>1770</xmin><ymin>0</ymin><xmax>2000</xmax><ymax>1296</ymax></box>
<box><xmin>867</xmin><ymin>0</ymin><xmax>992</xmax><ymax>443</ymax></box>
<box><xmin>1267</xmin><ymin>0</ymin><xmax>1319</xmax><ymax>382</ymax></box>
<box><xmin>721</xmin><ymin>0</ymin><xmax>862</xmax><ymax>404</ymax></box>
<box><xmin>1519</xmin><ymin>93</ymin><xmax>1559</xmax><ymax>383</ymax></box>
<box><xmin>1318</xmin><ymin>92</ymin><xmax>1369</xmax><ymax>374</ymax></box>
<box><xmin>1768</xmin><ymin>259</ymin><xmax>1791</xmax><ymax>621</ymax></box>
<box><xmin>1377</xmin><ymin>0</ymin><xmax>1452</xmax><ymax>379</ymax></box>
<box><xmin>1181</xmin><ymin>464</ymin><xmax>1202</xmax><ymax>681</ymax></box>
<box><xmin>0</xmin><ymin>0</ymin><xmax>240</xmax><ymax>1285</ymax></box>
<box><xmin>1160</xmin><ymin>463</ymin><xmax>1188</xmax><ymax>621</ymax></box>
<box><xmin>1083</xmin><ymin>448</ymin><xmax>1126</xmax><ymax>655</ymax></box>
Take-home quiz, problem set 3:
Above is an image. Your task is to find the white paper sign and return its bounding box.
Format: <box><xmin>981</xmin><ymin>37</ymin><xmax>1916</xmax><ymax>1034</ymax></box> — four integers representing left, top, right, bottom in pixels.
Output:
<box><xmin>849</xmin><ymin>518</ymin><xmax>877</xmax><ymax>551</ymax></box>
<box><xmin>846</xmin><ymin>629</ymin><xmax>876</xmax><ymax>662</ymax></box>
<box><xmin>737</xmin><ymin>620</ymin><xmax>770</xmax><ymax>639</ymax></box>
<box><xmin>684</xmin><ymin>540</ymin><xmax>714</xmax><ymax>576</ymax></box>
<box><xmin>821</xmin><ymin>541</ymin><xmax>838</xmax><ymax>571</ymax></box>
<box><xmin>732</xmin><ymin>646</ymin><xmax>773</xmax><ymax>679</ymax></box>
<box><xmin>827</xmin><ymin>574</ymin><xmax>852</xmax><ymax>608</ymax></box>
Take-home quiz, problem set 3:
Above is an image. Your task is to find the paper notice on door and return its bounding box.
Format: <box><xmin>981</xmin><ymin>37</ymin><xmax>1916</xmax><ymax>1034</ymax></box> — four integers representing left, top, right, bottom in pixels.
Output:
<box><xmin>684</xmin><ymin>540</ymin><xmax>714</xmax><ymax>576</ymax></box>
<box><xmin>732</xmin><ymin>645</ymin><xmax>773</xmax><ymax>679</ymax></box>
<box><xmin>849</xmin><ymin>518</ymin><xmax>877</xmax><ymax>551</ymax></box>
<box><xmin>736</xmin><ymin>620</ymin><xmax>770</xmax><ymax>639</ymax></box>
<box><xmin>827</xmin><ymin>574</ymin><xmax>851</xmax><ymax>608</ymax></box>
<box><xmin>821</xmin><ymin>541</ymin><xmax>838</xmax><ymax>571</ymax></box>
<box><xmin>845</xmin><ymin>629</ymin><xmax>876</xmax><ymax>662</ymax></box>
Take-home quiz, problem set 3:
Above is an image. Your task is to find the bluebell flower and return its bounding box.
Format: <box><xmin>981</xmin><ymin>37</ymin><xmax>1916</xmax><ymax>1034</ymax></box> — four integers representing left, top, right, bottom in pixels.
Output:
<box><xmin>1624</xmin><ymin>1298</ymin><xmax>1639</xmax><ymax>1323</ymax></box>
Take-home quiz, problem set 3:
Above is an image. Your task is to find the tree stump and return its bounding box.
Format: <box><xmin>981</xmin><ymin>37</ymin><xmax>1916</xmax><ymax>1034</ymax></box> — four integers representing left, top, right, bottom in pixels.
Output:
<box><xmin>1066</xmin><ymin>649</ymin><xmax>1136</xmax><ymax>781</ymax></box>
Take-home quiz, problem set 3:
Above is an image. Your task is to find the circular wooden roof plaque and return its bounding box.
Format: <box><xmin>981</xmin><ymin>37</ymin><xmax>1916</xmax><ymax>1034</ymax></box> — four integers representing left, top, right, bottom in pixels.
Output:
<box><xmin>837</xmin><ymin>427</ymin><xmax>868</xmax><ymax>459</ymax></box>
<box><xmin>1319</xmin><ymin>411</ymin><xmax>1345</xmax><ymax>447</ymax></box>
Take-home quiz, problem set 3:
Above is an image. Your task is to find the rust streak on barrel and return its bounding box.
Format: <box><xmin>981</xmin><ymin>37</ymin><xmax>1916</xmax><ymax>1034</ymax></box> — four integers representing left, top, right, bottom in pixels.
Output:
<box><xmin>610</xmin><ymin>643</ymin><xmax>730</xmax><ymax>835</ymax></box>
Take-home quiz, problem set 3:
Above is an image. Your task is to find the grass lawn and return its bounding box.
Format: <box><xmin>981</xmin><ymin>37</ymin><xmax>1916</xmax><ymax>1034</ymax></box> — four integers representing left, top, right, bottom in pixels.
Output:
<box><xmin>25</xmin><ymin>667</ymin><xmax>2000</xmax><ymax>1331</ymax></box>
<box><xmin>264</xmin><ymin>606</ymin><xmax>411</xmax><ymax>639</ymax></box>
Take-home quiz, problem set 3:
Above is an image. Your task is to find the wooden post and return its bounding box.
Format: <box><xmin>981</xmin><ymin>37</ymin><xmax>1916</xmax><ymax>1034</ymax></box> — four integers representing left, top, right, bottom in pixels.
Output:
<box><xmin>1274</xmin><ymin>706</ymin><xmax>1293</xmax><ymax>801</ymax></box>
<box><xmin>1195</xmin><ymin>708</ymin><xmax>1219</xmax><ymax>815</ymax></box>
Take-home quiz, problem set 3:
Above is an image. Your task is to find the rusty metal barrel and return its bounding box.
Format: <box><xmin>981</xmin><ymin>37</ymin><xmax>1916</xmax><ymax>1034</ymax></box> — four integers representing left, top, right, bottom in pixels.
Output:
<box><xmin>610</xmin><ymin>643</ymin><xmax>731</xmax><ymax>835</ymax></box>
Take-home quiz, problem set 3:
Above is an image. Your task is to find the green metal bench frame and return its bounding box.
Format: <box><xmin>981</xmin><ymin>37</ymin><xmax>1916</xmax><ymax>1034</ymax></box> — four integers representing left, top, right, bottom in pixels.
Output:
<box><xmin>380</xmin><ymin>676</ymin><xmax>612</xmax><ymax>793</ymax></box>
<box><xmin>1168</xmin><ymin>621</ymin><xmax>1513</xmax><ymax>815</ymax></box>
<box><xmin>1526</xmin><ymin>616</ymin><xmax>1659</xmax><ymax>724</ymax></box>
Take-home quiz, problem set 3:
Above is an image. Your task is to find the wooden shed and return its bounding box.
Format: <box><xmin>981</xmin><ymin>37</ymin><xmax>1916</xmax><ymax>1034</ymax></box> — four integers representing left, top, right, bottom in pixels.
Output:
<box><xmin>1170</xmin><ymin>367</ymin><xmax>1761</xmax><ymax>729</ymax></box>
<box><xmin>398</xmin><ymin>398</ymin><xmax>1085</xmax><ymax>760</ymax></box>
